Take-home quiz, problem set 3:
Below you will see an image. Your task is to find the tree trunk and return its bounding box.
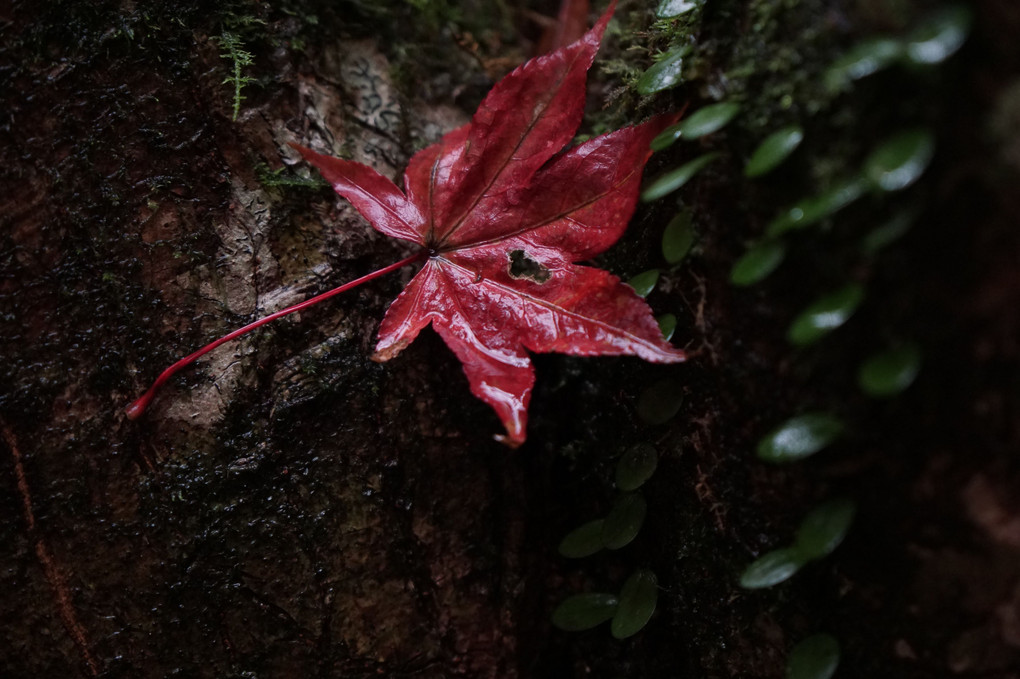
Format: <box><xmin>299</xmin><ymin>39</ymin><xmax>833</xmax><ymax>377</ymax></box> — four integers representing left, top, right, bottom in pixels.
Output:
<box><xmin>2</xmin><ymin>1</ymin><xmax>1018</xmax><ymax>677</ymax></box>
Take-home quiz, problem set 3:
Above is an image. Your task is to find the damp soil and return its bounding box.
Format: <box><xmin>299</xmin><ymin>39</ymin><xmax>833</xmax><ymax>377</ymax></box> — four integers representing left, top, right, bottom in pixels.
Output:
<box><xmin>1</xmin><ymin>1</ymin><xmax>1019</xmax><ymax>678</ymax></box>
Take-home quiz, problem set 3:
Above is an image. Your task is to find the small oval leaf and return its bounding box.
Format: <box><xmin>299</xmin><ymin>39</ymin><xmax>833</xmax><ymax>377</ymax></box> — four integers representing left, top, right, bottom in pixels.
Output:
<box><xmin>757</xmin><ymin>413</ymin><xmax>844</xmax><ymax>463</ymax></box>
<box><xmin>657</xmin><ymin>313</ymin><xmax>677</xmax><ymax>341</ymax></box>
<box><xmin>730</xmin><ymin>240</ymin><xmax>786</xmax><ymax>286</ymax></box>
<box><xmin>863</xmin><ymin>129</ymin><xmax>935</xmax><ymax>192</ymax></box>
<box><xmin>637</xmin><ymin>378</ymin><xmax>684</xmax><ymax>425</ymax></box>
<box><xmin>650</xmin><ymin>122</ymin><xmax>684</xmax><ymax>152</ymax></box>
<box><xmin>905</xmin><ymin>5</ymin><xmax>971</xmax><ymax>65</ymax></box>
<box><xmin>611</xmin><ymin>569</ymin><xmax>659</xmax><ymax>639</ymax></box>
<box><xmin>677</xmin><ymin>102</ymin><xmax>740</xmax><ymax>139</ymax></box>
<box><xmin>787</xmin><ymin>633</ymin><xmax>841</xmax><ymax>679</ymax></box>
<box><xmin>861</xmin><ymin>210</ymin><xmax>917</xmax><ymax>254</ymax></box>
<box><xmin>552</xmin><ymin>593</ymin><xmax>619</xmax><ymax>631</ymax></box>
<box><xmin>656</xmin><ymin>0</ymin><xmax>698</xmax><ymax>18</ymax></box>
<box><xmin>858</xmin><ymin>344</ymin><xmax>921</xmax><ymax>397</ymax></box>
<box><xmin>616</xmin><ymin>443</ymin><xmax>659</xmax><ymax>492</ymax></box>
<box><xmin>739</xmin><ymin>547</ymin><xmax>806</xmax><ymax>589</ymax></box>
<box><xmin>787</xmin><ymin>284</ymin><xmax>865</xmax><ymax>346</ymax></box>
<box><xmin>794</xmin><ymin>498</ymin><xmax>856</xmax><ymax>561</ymax></box>
<box><xmin>745</xmin><ymin>126</ymin><xmax>804</xmax><ymax>177</ymax></box>
<box><xmin>626</xmin><ymin>269</ymin><xmax>660</xmax><ymax>298</ymax></box>
<box><xmin>559</xmin><ymin>519</ymin><xmax>607</xmax><ymax>559</ymax></box>
<box><xmin>662</xmin><ymin>211</ymin><xmax>696</xmax><ymax>264</ymax></box>
<box><xmin>766</xmin><ymin>179</ymin><xmax>866</xmax><ymax>237</ymax></box>
<box><xmin>602</xmin><ymin>493</ymin><xmax>648</xmax><ymax>550</ymax></box>
<box><xmin>641</xmin><ymin>153</ymin><xmax>720</xmax><ymax>202</ymax></box>
<box><xmin>635</xmin><ymin>46</ymin><xmax>689</xmax><ymax>95</ymax></box>
<box><xmin>824</xmin><ymin>37</ymin><xmax>903</xmax><ymax>91</ymax></box>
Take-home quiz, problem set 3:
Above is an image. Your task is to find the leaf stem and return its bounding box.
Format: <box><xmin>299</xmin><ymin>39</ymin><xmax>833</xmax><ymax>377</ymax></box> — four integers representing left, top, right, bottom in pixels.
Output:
<box><xmin>126</xmin><ymin>251</ymin><xmax>425</xmax><ymax>420</ymax></box>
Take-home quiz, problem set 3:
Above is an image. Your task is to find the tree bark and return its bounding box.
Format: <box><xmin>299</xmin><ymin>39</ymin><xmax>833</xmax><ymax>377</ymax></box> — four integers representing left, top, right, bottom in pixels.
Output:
<box><xmin>2</xmin><ymin>1</ymin><xmax>1019</xmax><ymax>677</ymax></box>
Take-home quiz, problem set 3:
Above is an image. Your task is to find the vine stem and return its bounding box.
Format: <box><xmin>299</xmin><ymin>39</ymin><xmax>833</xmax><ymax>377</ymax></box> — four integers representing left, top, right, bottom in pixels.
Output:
<box><xmin>126</xmin><ymin>251</ymin><xmax>425</xmax><ymax>419</ymax></box>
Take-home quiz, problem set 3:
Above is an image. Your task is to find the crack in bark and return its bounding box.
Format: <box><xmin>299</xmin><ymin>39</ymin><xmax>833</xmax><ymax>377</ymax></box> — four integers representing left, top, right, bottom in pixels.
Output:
<box><xmin>1</xmin><ymin>420</ymin><xmax>100</xmax><ymax>677</ymax></box>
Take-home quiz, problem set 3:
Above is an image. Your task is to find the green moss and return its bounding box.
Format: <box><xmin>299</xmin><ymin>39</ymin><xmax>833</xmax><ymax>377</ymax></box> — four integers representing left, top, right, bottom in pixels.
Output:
<box><xmin>214</xmin><ymin>32</ymin><xmax>255</xmax><ymax>121</ymax></box>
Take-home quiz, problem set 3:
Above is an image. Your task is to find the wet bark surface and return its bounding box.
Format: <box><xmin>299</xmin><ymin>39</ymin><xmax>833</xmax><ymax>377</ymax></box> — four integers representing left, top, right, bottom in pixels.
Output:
<box><xmin>1</xmin><ymin>1</ymin><xmax>1019</xmax><ymax>677</ymax></box>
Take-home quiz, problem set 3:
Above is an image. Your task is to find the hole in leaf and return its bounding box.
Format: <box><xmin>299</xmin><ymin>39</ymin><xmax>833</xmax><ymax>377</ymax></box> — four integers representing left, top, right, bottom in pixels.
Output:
<box><xmin>508</xmin><ymin>249</ymin><xmax>551</xmax><ymax>283</ymax></box>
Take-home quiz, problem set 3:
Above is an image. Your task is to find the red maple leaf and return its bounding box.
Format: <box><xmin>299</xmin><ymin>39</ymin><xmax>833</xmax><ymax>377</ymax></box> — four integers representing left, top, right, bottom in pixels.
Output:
<box><xmin>127</xmin><ymin>1</ymin><xmax>685</xmax><ymax>445</ymax></box>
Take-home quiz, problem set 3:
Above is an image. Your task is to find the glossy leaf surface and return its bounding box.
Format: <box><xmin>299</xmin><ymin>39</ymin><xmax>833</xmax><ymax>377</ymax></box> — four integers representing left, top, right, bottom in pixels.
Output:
<box><xmin>294</xmin><ymin>3</ymin><xmax>685</xmax><ymax>445</ymax></box>
<box><xmin>824</xmin><ymin>37</ymin><xmax>903</xmax><ymax>91</ymax></box>
<box><xmin>642</xmin><ymin>153</ymin><xmax>720</xmax><ymax>202</ymax></box>
<box><xmin>905</xmin><ymin>6</ymin><xmax>971</xmax><ymax>65</ymax></box>
<box><xmin>739</xmin><ymin>548</ymin><xmax>806</xmax><ymax>589</ymax></box>
<box><xmin>635</xmin><ymin>45</ymin><xmax>690</xmax><ymax>94</ymax></box>
<box><xmin>611</xmin><ymin>569</ymin><xmax>658</xmax><ymax>639</ymax></box>
<box><xmin>650</xmin><ymin>122</ymin><xmax>684</xmax><ymax>151</ymax></box>
<box><xmin>656</xmin><ymin>0</ymin><xmax>698</xmax><ymax>18</ymax></box>
<box><xmin>745</xmin><ymin>125</ymin><xmax>804</xmax><ymax>177</ymax></box>
<box><xmin>676</xmin><ymin>102</ymin><xmax>740</xmax><ymax>139</ymax></box>
<box><xmin>757</xmin><ymin>413</ymin><xmax>844</xmax><ymax>463</ymax></box>
<box><xmin>787</xmin><ymin>284</ymin><xmax>865</xmax><ymax>346</ymax></box>
<box><xmin>767</xmin><ymin>179</ymin><xmax>866</xmax><ymax>237</ymax></box>
<box><xmin>657</xmin><ymin>313</ymin><xmax>677</xmax><ymax>341</ymax></box>
<box><xmin>864</xmin><ymin>129</ymin><xmax>935</xmax><ymax>192</ymax></box>
<box><xmin>627</xmin><ymin>269</ymin><xmax>660</xmax><ymax>298</ymax></box>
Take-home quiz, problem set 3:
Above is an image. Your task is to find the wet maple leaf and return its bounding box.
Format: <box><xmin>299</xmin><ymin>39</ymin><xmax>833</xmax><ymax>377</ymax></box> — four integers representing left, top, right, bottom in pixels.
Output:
<box><xmin>127</xmin><ymin>1</ymin><xmax>685</xmax><ymax>445</ymax></box>
<box><xmin>291</xmin><ymin>3</ymin><xmax>685</xmax><ymax>445</ymax></box>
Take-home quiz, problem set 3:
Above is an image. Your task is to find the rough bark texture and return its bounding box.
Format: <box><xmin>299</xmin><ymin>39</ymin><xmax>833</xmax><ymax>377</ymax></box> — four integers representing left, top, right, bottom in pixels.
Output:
<box><xmin>1</xmin><ymin>1</ymin><xmax>1018</xmax><ymax>678</ymax></box>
